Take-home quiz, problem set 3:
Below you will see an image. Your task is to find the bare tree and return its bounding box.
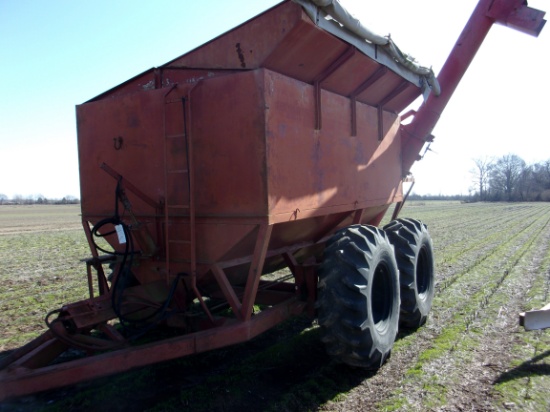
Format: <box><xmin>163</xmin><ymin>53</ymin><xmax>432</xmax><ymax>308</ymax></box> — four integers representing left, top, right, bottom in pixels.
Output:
<box><xmin>532</xmin><ymin>160</ymin><xmax>550</xmax><ymax>198</ymax></box>
<box><xmin>489</xmin><ymin>154</ymin><xmax>526</xmax><ymax>201</ymax></box>
<box><xmin>471</xmin><ymin>157</ymin><xmax>493</xmax><ymax>201</ymax></box>
<box><xmin>516</xmin><ymin>164</ymin><xmax>534</xmax><ymax>201</ymax></box>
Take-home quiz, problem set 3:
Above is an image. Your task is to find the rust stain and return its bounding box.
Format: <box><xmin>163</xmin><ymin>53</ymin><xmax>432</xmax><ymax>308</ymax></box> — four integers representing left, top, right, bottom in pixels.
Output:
<box><xmin>235</xmin><ymin>42</ymin><xmax>246</xmax><ymax>68</ymax></box>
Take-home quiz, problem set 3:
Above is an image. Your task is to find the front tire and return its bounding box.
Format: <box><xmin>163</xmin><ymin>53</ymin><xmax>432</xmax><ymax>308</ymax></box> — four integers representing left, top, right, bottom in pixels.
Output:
<box><xmin>384</xmin><ymin>218</ymin><xmax>435</xmax><ymax>329</ymax></box>
<box><xmin>317</xmin><ymin>225</ymin><xmax>400</xmax><ymax>369</ymax></box>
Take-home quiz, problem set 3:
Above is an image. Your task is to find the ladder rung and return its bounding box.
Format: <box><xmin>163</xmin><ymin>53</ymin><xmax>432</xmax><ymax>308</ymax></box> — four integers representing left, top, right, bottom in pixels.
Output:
<box><xmin>163</xmin><ymin>98</ymin><xmax>195</xmax><ymax>280</ymax></box>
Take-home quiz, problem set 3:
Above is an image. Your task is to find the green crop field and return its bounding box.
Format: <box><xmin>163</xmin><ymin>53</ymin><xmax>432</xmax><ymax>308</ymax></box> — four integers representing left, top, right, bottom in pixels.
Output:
<box><xmin>1</xmin><ymin>202</ymin><xmax>549</xmax><ymax>411</ymax></box>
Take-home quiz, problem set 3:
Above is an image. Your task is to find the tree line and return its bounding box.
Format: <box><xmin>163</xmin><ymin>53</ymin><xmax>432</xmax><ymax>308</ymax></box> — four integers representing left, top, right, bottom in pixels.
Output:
<box><xmin>0</xmin><ymin>194</ymin><xmax>79</xmax><ymax>205</ymax></box>
<box><xmin>471</xmin><ymin>154</ymin><xmax>550</xmax><ymax>202</ymax></box>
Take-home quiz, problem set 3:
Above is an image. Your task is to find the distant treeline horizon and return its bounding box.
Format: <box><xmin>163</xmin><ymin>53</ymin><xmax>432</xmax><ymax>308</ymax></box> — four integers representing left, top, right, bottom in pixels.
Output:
<box><xmin>0</xmin><ymin>194</ymin><xmax>79</xmax><ymax>205</ymax></box>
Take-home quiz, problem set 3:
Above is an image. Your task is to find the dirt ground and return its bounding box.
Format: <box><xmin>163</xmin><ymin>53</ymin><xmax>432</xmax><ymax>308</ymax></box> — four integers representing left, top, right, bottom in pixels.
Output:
<box><xmin>1</xmin><ymin>202</ymin><xmax>549</xmax><ymax>411</ymax></box>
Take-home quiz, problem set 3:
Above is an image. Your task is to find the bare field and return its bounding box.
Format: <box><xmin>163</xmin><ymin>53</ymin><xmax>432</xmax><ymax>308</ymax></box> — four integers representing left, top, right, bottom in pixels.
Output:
<box><xmin>1</xmin><ymin>202</ymin><xmax>549</xmax><ymax>411</ymax></box>
<box><xmin>0</xmin><ymin>205</ymin><xmax>89</xmax><ymax>351</ymax></box>
<box><xmin>0</xmin><ymin>204</ymin><xmax>82</xmax><ymax>235</ymax></box>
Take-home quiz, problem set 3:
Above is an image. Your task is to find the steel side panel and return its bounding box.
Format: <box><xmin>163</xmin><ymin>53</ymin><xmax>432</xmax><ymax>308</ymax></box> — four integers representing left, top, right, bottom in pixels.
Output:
<box><xmin>91</xmin><ymin>0</ymin><xmax>422</xmax><ymax>112</ymax></box>
<box><xmin>190</xmin><ymin>69</ymin><xmax>402</xmax><ymax>265</ymax></box>
<box><xmin>263</xmin><ymin>70</ymin><xmax>403</xmax><ymax>222</ymax></box>
<box><xmin>166</xmin><ymin>1</ymin><xmax>301</xmax><ymax>70</ymax></box>
<box><xmin>191</xmin><ymin>71</ymin><xmax>268</xmax><ymax>217</ymax></box>
<box><xmin>76</xmin><ymin>68</ymin><xmax>403</xmax><ymax>273</ymax></box>
<box><xmin>77</xmin><ymin>88</ymin><xmax>170</xmax><ymax>219</ymax></box>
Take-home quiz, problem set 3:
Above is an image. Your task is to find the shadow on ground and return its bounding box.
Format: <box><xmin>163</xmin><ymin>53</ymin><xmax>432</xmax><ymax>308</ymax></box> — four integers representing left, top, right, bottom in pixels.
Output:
<box><xmin>0</xmin><ymin>316</ymin><xmax>381</xmax><ymax>412</ymax></box>
<box><xmin>493</xmin><ymin>349</ymin><xmax>550</xmax><ymax>385</ymax></box>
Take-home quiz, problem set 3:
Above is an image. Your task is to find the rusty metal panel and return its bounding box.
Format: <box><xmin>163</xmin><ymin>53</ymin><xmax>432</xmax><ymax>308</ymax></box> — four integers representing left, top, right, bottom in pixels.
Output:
<box><xmin>77</xmin><ymin>88</ymin><xmax>168</xmax><ymax>219</ymax></box>
<box><xmin>166</xmin><ymin>1</ymin><xmax>302</xmax><ymax>70</ymax></box>
<box><xmin>263</xmin><ymin>17</ymin><xmax>350</xmax><ymax>84</ymax></box>
<box><xmin>77</xmin><ymin>62</ymin><xmax>405</xmax><ymax>276</ymax></box>
<box><xmin>263</xmin><ymin>69</ymin><xmax>403</xmax><ymax>223</ymax></box>
<box><xmin>190</xmin><ymin>70</ymin><xmax>269</xmax><ymax>217</ymax></box>
<box><xmin>89</xmin><ymin>1</ymin><xmax>424</xmax><ymax>115</ymax></box>
<box><xmin>163</xmin><ymin>0</ymin><xmax>421</xmax><ymax>112</ymax></box>
<box><xmin>320</xmin><ymin>52</ymin><xmax>386</xmax><ymax>97</ymax></box>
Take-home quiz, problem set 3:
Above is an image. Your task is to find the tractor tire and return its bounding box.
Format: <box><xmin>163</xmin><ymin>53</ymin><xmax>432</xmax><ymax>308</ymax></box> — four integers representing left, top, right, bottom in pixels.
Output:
<box><xmin>317</xmin><ymin>225</ymin><xmax>400</xmax><ymax>369</ymax></box>
<box><xmin>383</xmin><ymin>218</ymin><xmax>435</xmax><ymax>329</ymax></box>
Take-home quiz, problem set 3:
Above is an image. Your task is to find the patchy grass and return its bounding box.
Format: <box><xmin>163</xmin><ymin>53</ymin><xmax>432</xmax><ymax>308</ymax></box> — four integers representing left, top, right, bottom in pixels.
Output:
<box><xmin>1</xmin><ymin>202</ymin><xmax>550</xmax><ymax>411</ymax></box>
<box><xmin>0</xmin><ymin>205</ymin><xmax>89</xmax><ymax>350</ymax></box>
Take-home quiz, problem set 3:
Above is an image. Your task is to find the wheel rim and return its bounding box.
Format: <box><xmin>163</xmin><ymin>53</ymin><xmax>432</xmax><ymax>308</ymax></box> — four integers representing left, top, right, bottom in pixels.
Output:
<box><xmin>416</xmin><ymin>245</ymin><xmax>431</xmax><ymax>298</ymax></box>
<box><xmin>371</xmin><ymin>261</ymin><xmax>394</xmax><ymax>334</ymax></box>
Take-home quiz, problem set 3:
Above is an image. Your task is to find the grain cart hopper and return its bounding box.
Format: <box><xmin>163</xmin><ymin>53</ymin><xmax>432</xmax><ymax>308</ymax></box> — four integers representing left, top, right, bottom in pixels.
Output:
<box><xmin>0</xmin><ymin>0</ymin><xmax>545</xmax><ymax>400</ymax></box>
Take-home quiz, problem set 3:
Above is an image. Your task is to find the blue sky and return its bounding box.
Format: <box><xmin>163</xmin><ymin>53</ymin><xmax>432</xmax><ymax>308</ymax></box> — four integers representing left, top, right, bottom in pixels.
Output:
<box><xmin>1</xmin><ymin>0</ymin><xmax>548</xmax><ymax>198</ymax></box>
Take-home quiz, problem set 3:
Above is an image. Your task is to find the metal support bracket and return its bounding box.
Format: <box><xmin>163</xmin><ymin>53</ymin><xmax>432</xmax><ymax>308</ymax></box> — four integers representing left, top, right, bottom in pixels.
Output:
<box><xmin>313</xmin><ymin>46</ymin><xmax>355</xmax><ymax>130</ymax></box>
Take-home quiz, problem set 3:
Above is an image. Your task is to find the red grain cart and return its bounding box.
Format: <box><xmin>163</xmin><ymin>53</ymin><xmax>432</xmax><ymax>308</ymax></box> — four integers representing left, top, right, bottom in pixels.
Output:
<box><xmin>0</xmin><ymin>0</ymin><xmax>545</xmax><ymax>400</ymax></box>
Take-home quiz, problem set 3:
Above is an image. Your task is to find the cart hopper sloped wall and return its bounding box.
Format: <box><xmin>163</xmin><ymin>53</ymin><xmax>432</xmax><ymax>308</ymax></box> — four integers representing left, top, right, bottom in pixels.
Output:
<box><xmin>0</xmin><ymin>0</ymin><xmax>545</xmax><ymax>400</ymax></box>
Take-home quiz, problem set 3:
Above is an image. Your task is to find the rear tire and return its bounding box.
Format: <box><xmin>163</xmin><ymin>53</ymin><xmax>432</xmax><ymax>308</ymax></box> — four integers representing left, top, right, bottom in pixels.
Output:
<box><xmin>383</xmin><ymin>218</ymin><xmax>435</xmax><ymax>329</ymax></box>
<box><xmin>317</xmin><ymin>225</ymin><xmax>400</xmax><ymax>369</ymax></box>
